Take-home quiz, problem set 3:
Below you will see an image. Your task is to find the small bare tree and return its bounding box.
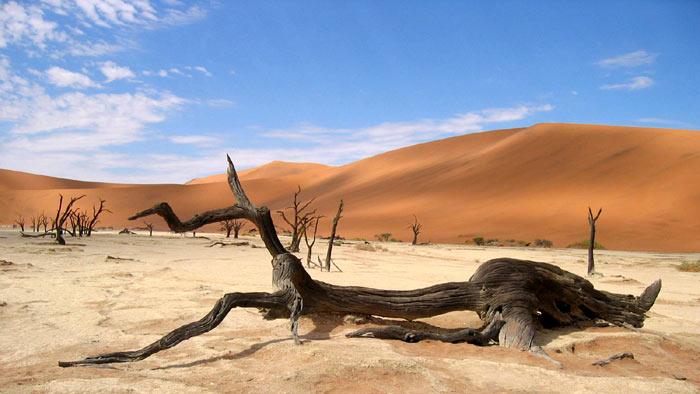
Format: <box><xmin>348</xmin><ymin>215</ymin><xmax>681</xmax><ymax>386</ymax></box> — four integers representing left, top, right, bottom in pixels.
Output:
<box><xmin>14</xmin><ymin>215</ymin><xmax>25</xmax><ymax>232</ymax></box>
<box><xmin>220</xmin><ymin>219</ymin><xmax>245</xmax><ymax>238</ymax></box>
<box><xmin>38</xmin><ymin>213</ymin><xmax>49</xmax><ymax>233</ymax></box>
<box><xmin>277</xmin><ymin>185</ymin><xmax>316</xmax><ymax>252</ymax></box>
<box><xmin>409</xmin><ymin>214</ymin><xmax>422</xmax><ymax>245</ymax></box>
<box><xmin>144</xmin><ymin>222</ymin><xmax>154</xmax><ymax>236</ymax></box>
<box><xmin>86</xmin><ymin>199</ymin><xmax>110</xmax><ymax>236</ymax></box>
<box><xmin>220</xmin><ymin>219</ymin><xmax>235</xmax><ymax>238</ymax></box>
<box><xmin>302</xmin><ymin>216</ymin><xmax>321</xmax><ymax>268</ymax></box>
<box><xmin>30</xmin><ymin>215</ymin><xmax>37</xmax><ymax>232</ymax></box>
<box><xmin>232</xmin><ymin>219</ymin><xmax>245</xmax><ymax>238</ymax></box>
<box><xmin>53</xmin><ymin>195</ymin><xmax>85</xmax><ymax>245</ymax></box>
<box><xmin>324</xmin><ymin>199</ymin><xmax>344</xmax><ymax>272</ymax></box>
<box><xmin>587</xmin><ymin>207</ymin><xmax>603</xmax><ymax>276</ymax></box>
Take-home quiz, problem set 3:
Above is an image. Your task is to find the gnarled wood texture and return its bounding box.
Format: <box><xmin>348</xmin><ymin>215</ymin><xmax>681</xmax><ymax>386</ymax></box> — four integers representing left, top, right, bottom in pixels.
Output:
<box><xmin>58</xmin><ymin>156</ymin><xmax>661</xmax><ymax>367</ymax></box>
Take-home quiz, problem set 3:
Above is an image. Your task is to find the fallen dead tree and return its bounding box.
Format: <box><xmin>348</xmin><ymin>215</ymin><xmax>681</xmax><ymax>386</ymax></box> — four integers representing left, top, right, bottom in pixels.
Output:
<box><xmin>58</xmin><ymin>156</ymin><xmax>662</xmax><ymax>368</ymax></box>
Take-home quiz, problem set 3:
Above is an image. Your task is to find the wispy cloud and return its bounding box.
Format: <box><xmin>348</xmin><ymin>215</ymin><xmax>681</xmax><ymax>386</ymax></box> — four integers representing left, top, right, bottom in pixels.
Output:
<box><xmin>597</xmin><ymin>50</ymin><xmax>657</xmax><ymax>68</ymax></box>
<box><xmin>636</xmin><ymin>118</ymin><xmax>693</xmax><ymax>128</ymax></box>
<box><xmin>45</xmin><ymin>66</ymin><xmax>99</xmax><ymax>88</ymax></box>
<box><xmin>2</xmin><ymin>1</ymin><xmax>208</xmax><ymax>57</ymax></box>
<box><xmin>99</xmin><ymin>61</ymin><xmax>135</xmax><ymax>82</ymax></box>
<box><xmin>600</xmin><ymin>76</ymin><xmax>653</xmax><ymax>91</ymax></box>
<box><xmin>169</xmin><ymin>135</ymin><xmax>219</xmax><ymax>146</ymax></box>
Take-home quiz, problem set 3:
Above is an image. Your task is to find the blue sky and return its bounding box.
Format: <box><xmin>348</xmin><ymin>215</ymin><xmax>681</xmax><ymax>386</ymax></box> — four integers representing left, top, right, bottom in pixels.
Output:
<box><xmin>0</xmin><ymin>1</ymin><xmax>698</xmax><ymax>183</ymax></box>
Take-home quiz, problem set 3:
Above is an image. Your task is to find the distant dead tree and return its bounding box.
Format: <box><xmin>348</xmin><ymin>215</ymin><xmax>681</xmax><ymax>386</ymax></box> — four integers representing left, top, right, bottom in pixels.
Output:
<box><xmin>220</xmin><ymin>219</ymin><xmax>245</xmax><ymax>238</ymax></box>
<box><xmin>324</xmin><ymin>200</ymin><xmax>344</xmax><ymax>272</ymax></box>
<box><xmin>409</xmin><ymin>214</ymin><xmax>422</xmax><ymax>245</ymax></box>
<box><xmin>30</xmin><ymin>215</ymin><xmax>37</xmax><ymax>232</ymax></box>
<box><xmin>232</xmin><ymin>219</ymin><xmax>245</xmax><ymax>238</ymax></box>
<box><xmin>14</xmin><ymin>215</ymin><xmax>25</xmax><ymax>232</ymax></box>
<box><xmin>277</xmin><ymin>185</ymin><xmax>316</xmax><ymax>252</ymax></box>
<box><xmin>220</xmin><ymin>219</ymin><xmax>235</xmax><ymax>238</ymax></box>
<box><xmin>38</xmin><ymin>213</ymin><xmax>49</xmax><ymax>233</ymax></box>
<box><xmin>302</xmin><ymin>216</ymin><xmax>321</xmax><ymax>268</ymax></box>
<box><xmin>53</xmin><ymin>195</ymin><xmax>85</xmax><ymax>245</ymax></box>
<box><xmin>587</xmin><ymin>207</ymin><xmax>603</xmax><ymax>276</ymax></box>
<box><xmin>86</xmin><ymin>199</ymin><xmax>110</xmax><ymax>236</ymax></box>
<box><xmin>144</xmin><ymin>222</ymin><xmax>154</xmax><ymax>236</ymax></box>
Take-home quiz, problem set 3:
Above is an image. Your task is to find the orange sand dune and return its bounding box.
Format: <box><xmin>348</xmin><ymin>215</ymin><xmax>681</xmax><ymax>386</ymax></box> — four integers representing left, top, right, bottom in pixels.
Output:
<box><xmin>1</xmin><ymin>123</ymin><xmax>699</xmax><ymax>252</ymax></box>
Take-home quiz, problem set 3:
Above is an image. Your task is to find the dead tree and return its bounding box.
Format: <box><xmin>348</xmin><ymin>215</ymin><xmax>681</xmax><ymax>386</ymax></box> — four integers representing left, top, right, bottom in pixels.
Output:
<box><xmin>587</xmin><ymin>207</ymin><xmax>602</xmax><ymax>276</ymax></box>
<box><xmin>220</xmin><ymin>219</ymin><xmax>235</xmax><ymax>238</ymax></box>
<box><xmin>324</xmin><ymin>199</ymin><xmax>343</xmax><ymax>272</ymax></box>
<box><xmin>58</xmin><ymin>156</ymin><xmax>661</xmax><ymax>368</ymax></box>
<box><xmin>277</xmin><ymin>185</ymin><xmax>316</xmax><ymax>252</ymax></box>
<box><xmin>30</xmin><ymin>215</ymin><xmax>37</xmax><ymax>232</ymax></box>
<box><xmin>53</xmin><ymin>195</ymin><xmax>85</xmax><ymax>245</ymax></box>
<box><xmin>232</xmin><ymin>219</ymin><xmax>245</xmax><ymax>238</ymax></box>
<box><xmin>144</xmin><ymin>222</ymin><xmax>154</xmax><ymax>236</ymax></box>
<box><xmin>86</xmin><ymin>199</ymin><xmax>110</xmax><ymax>236</ymax></box>
<box><xmin>14</xmin><ymin>215</ymin><xmax>25</xmax><ymax>232</ymax></box>
<box><xmin>220</xmin><ymin>219</ymin><xmax>245</xmax><ymax>238</ymax></box>
<box><xmin>38</xmin><ymin>213</ymin><xmax>48</xmax><ymax>233</ymax></box>
<box><xmin>409</xmin><ymin>214</ymin><xmax>422</xmax><ymax>245</ymax></box>
<box><xmin>302</xmin><ymin>216</ymin><xmax>321</xmax><ymax>268</ymax></box>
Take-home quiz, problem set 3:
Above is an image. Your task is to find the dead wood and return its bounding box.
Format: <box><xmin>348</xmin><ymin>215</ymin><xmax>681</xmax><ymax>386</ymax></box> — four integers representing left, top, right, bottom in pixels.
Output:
<box><xmin>324</xmin><ymin>200</ymin><xmax>343</xmax><ymax>271</ymax></box>
<box><xmin>118</xmin><ymin>228</ymin><xmax>135</xmax><ymax>235</ymax></box>
<box><xmin>587</xmin><ymin>207</ymin><xmax>602</xmax><ymax>276</ymax></box>
<box><xmin>592</xmin><ymin>352</ymin><xmax>634</xmax><ymax>366</ymax></box>
<box><xmin>207</xmin><ymin>241</ymin><xmax>250</xmax><ymax>248</ymax></box>
<box><xmin>58</xmin><ymin>156</ymin><xmax>662</xmax><ymax>368</ymax></box>
<box><xmin>277</xmin><ymin>185</ymin><xmax>316</xmax><ymax>252</ymax></box>
<box><xmin>347</xmin><ymin>313</ymin><xmax>505</xmax><ymax>344</ymax></box>
<box><xmin>409</xmin><ymin>214</ymin><xmax>422</xmax><ymax>245</ymax></box>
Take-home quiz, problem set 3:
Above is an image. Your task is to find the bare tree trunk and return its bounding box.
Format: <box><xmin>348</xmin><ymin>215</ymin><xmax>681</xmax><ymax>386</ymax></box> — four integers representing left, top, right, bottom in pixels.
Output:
<box><xmin>587</xmin><ymin>207</ymin><xmax>602</xmax><ymax>276</ymax></box>
<box><xmin>58</xmin><ymin>157</ymin><xmax>660</xmax><ymax>368</ymax></box>
<box><xmin>303</xmin><ymin>216</ymin><xmax>321</xmax><ymax>268</ymax></box>
<box><xmin>324</xmin><ymin>200</ymin><xmax>343</xmax><ymax>271</ymax></box>
<box><xmin>410</xmin><ymin>214</ymin><xmax>422</xmax><ymax>245</ymax></box>
<box><xmin>278</xmin><ymin>186</ymin><xmax>315</xmax><ymax>253</ymax></box>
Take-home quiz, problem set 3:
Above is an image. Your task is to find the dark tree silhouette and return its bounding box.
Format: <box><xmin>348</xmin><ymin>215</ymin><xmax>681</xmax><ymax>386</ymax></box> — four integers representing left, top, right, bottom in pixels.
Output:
<box><xmin>144</xmin><ymin>222</ymin><xmax>154</xmax><ymax>236</ymax></box>
<box><xmin>324</xmin><ymin>200</ymin><xmax>343</xmax><ymax>272</ymax></box>
<box><xmin>53</xmin><ymin>195</ymin><xmax>85</xmax><ymax>245</ymax></box>
<box><xmin>587</xmin><ymin>207</ymin><xmax>603</xmax><ymax>276</ymax></box>
<box><xmin>277</xmin><ymin>185</ymin><xmax>315</xmax><ymax>252</ymax></box>
<box><xmin>14</xmin><ymin>215</ymin><xmax>25</xmax><ymax>232</ymax></box>
<box><xmin>86</xmin><ymin>199</ymin><xmax>111</xmax><ymax>236</ymax></box>
<box><xmin>409</xmin><ymin>214</ymin><xmax>422</xmax><ymax>245</ymax></box>
<box><xmin>302</xmin><ymin>216</ymin><xmax>321</xmax><ymax>268</ymax></box>
<box><xmin>58</xmin><ymin>157</ymin><xmax>661</xmax><ymax>369</ymax></box>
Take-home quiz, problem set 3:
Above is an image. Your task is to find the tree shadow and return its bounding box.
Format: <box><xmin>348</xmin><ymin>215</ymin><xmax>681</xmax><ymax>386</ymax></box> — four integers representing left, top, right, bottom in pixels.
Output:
<box><xmin>152</xmin><ymin>337</ymin><xmax>292</xmax><ymax>370</ymax></box>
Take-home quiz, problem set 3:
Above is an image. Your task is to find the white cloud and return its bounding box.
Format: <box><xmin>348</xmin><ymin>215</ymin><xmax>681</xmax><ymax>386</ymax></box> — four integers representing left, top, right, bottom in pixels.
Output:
<box><xmin>45</xmin><ymin>66</ymin><xmax>99</xmax><ymax>88</ymax></box>
<box><xmin>597</xmin><ymin>50</ymin><xmax>657</xmax><ymax>68</ymax></box>
<box><xmin>636</xmin><ymin>118</ymin><xmax>693</xmax><ymax>128</ymax></box>
<box><xmin>205</xmin><ymin>99</ymin><xmax>235</xmax><ymax>108</ymax></box>
<box><xmin>261</xmin><ymin>104</ymin><xmax>554</xmax><ymax>162</ymax></box>
<box><xmin>99</xmin><ymin>61</ymin><xmax>134</xmax><ymax>82</ymax></box>
<box><xmin>194</xmin><ymin>66</ymin><xmax>212</xmax><ymax>77</ymax></box>
<box><xmin>169</xmin><ymin>135</ymin><xmax>218</xmax><ymax>146</ymax></box>
<box><xmin>600</xmin><ymin>76</ymin><xmax>653</xmax><ymax>91</ymax></box>
<box><xmin>0</xmin><ymin>1</ymin><xmax>66</xmax><ymax>48</ymax></box>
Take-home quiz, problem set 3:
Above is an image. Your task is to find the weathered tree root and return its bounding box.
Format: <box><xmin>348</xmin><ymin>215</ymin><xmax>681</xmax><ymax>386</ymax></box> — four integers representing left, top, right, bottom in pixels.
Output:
<box><xmin>592</xmin><ymin>352</ymin><xmax>634</xmax><ymax>366</ymax></box>
<box><xmin>346</xmin><ymin>313</ymin><xmax>505</xmax><ymax>345</ymax></box>
<box><xmin>57</xmin><ymin>155</ymin><xmax>663</xmax><ymax>368</ymax></box>
<box><xmin>59</xmin><ymin>291</ymin><xmax>293</xmax><ymax>367</ymax></box>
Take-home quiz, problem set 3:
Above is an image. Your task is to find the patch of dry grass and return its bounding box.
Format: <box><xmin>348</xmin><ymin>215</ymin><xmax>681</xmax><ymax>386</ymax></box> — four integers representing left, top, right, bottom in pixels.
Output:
<box><xmin>678</xmin><ymin>261</ymin><xmax>700</xmax><ymax>272</ymax></box>
<box><xmin>355</xmin><ymin>243</ymin><xmax>388</xmax><ymax>252</ymax></box>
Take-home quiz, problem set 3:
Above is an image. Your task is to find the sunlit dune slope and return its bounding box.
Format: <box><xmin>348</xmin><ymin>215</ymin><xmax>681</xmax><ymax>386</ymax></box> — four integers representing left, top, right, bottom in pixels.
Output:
<box><xmin>1</xmin><ymin>123</ymin><xmax>699</xmax><ymax>252</ymax></box>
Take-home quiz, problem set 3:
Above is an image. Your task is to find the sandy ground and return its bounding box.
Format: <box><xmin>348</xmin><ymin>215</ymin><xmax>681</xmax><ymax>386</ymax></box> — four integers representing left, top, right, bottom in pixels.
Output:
<box><xmin>1</xmin><ymin>230</ymin><xmax>699</xmax><ymax>393</ymax></box>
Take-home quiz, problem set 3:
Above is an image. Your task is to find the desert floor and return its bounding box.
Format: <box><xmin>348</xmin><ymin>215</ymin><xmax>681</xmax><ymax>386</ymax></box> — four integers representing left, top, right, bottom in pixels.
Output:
<box><xmin>1</xmin><ymin>230</ymin><xmax>699</xmax><ymax>393</ymax></box>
